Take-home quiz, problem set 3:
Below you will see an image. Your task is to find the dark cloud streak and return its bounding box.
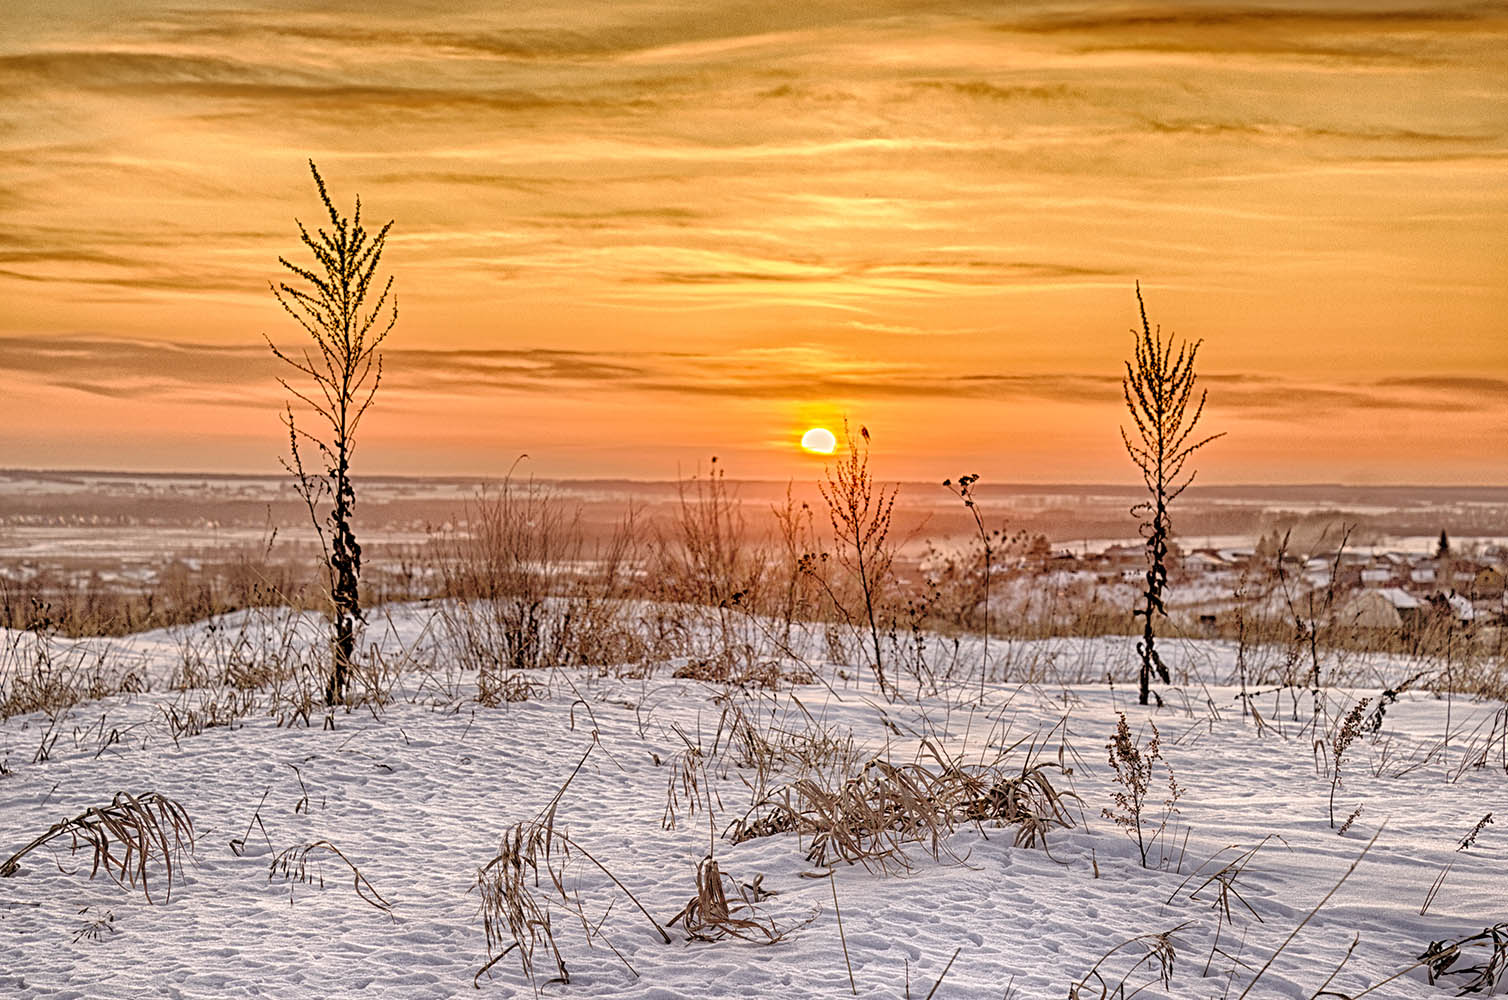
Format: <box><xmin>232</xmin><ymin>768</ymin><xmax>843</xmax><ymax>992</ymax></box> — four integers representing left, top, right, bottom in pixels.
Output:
<box><xmin>2</xmin><ymin>336</ymin><xmax>1504</xmax><ymax>421</ymax></box>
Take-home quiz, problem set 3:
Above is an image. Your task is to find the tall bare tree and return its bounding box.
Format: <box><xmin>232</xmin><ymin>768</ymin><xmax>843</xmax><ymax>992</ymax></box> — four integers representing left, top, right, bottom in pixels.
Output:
<box><xmin>1121</xmin><ymin>283</ymin><xmax>1221</xmax><ymax>706</ymax></box>
<box><xmin>267</xmin><ymin>160</ymin><xmax>395</xmax><ymax>706</ymax></box>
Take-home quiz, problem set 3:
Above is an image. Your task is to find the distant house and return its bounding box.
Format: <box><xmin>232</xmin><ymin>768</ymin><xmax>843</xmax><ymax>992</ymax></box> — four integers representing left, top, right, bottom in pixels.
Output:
<box><xmin>1184</xmin><ymin>550</ymin><xmax>1226</xmax><ymax>572</ymax></box>
<box><xmin>1471</xmin><ymin>566</ymin><xmax>1505</xmax><ymax>600</ymax></box>
<box><xmin>1361</xmin><ymin>588</ymin><xmax>1478</xmax><ymax>630</ymax></box>
<box><xmin>1439</xmin><ymin>592</ymin><xmax>1476</xmax><ymax>625</ymax></box>
<box><xmin>1338</xmin><ymin>589</ymin><xmax>1408</xmax><ymax>630</ymax></box>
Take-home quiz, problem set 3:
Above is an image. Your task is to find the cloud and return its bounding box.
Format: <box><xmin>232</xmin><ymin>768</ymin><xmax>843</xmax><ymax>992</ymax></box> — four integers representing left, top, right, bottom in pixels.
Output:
<box><xmin>1009</xmin><ymin>4</ymin><xmax>1505</xmax><ymax>35</ymax></box>
<box><xmin>910</xmin><ymin>81</ymin><xmax>1082</xmax><ymax>103</ymax></box>
<box><xmin>0</xmin><ymin>50</ymin><xmax>655</xmax><ymax>119</ymax></box>
<box><xmin>1376</xmin><ymin>375</ymin><xmax>1508</xmax><ymax>395</ymax></box>
<box><xmin>5</xmin><ymin>335</ymin><xmax>1505</xmax><ymax>422</ymax></box>
<box><xmin>1135</xmin><ymin>118</ymin><xmax>1499</xmax><ymax>145</ymax></box>
<box><xmin>136</xmin><ymin>3</ymin><xmax>974</xmax><ymax>64</ymax></box>
<box><xmin>999</xmin><ymin>2</ymin><xmax>1508</xmax><ymax>67</ymax></box>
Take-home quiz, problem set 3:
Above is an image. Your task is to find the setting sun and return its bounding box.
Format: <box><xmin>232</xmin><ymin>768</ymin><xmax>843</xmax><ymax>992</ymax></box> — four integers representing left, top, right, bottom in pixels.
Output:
<box><xmin>800</xmin><ymin>427</ymin><xmax>837</xmax><ymax>455</ymax></box>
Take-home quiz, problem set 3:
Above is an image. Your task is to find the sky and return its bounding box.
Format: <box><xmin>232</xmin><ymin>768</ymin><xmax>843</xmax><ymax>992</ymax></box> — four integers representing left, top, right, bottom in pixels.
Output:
<box><xmin>1</xmin><ymin>1</ymin><xmax>1505</xmax><ymax>483</ymax></box>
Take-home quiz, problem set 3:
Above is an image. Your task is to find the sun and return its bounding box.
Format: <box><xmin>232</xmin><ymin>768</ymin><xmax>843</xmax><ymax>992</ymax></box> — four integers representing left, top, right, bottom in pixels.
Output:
<box><xmin>800</xmin><ymin>427</ymin><xmax>837</xmax><ymax>455</ymax></box>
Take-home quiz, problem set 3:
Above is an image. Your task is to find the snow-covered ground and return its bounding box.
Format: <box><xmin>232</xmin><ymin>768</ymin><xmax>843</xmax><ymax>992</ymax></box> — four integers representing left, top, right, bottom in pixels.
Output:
<box><xmin>1</xmin><ymin>605</ymin><xmax>1504</xmax><ymax>998</ymax></box>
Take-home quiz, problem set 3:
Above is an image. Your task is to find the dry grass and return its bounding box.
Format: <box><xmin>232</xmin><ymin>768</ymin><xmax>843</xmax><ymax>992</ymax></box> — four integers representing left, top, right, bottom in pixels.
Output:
<box><xmin>172</xmin><ymin>606</ymin><xmax>313</xmax><ymax>692</ymax></box>
<box><xmin>667</xmin><ymin>857</ymin><xmax>797</xmax><ymax>943</ymax></box>
<box><xmin>474</xmin><ymin>741</ymin><xmax>670</xmax><ymax>991</ymax></box>
<box><xmin>160</xmin><ymin>687</ymin><xmax>260</xmax><ymax>747</ymax></box>
<box><xmin>727</xmin><ymin>737</ymin><xmax>1077</xmax><ymax>871</ymax></box>
<box><xmin>670</xmin><ymin>656</ymin><xmax>815</xmax><ymax>690</ymax></box>
<box><xmin>0</xmin><ymin>551</ymin><xmax>314</xmax><ymax>639</ymax></box>
<box><xmin>269</xmin><ymin>840</ymin><xmax>394</xmax><ymax>916</ymax></box>
<box><xmin>1167</xmin><ymin>836</ymin><xmax>1282</xmax><ymax>976</ymax></box>
<box><xmin>1420</xmin><ymin>922</ymin><xmax>1508</xmax><ymax>994</ymax></box>
<box><xmin>1068</xmin><ymin>924</ymin><xmax>1188</xmax><ymax>999</ymax></box>
<box><xmin>431</xmin><ymin>476</ymin><xmax>644</xmax><ymax>703</ymax></box>
<box><xmin>0</xmin><ymin>628</ymin><xmax>147</xmax><ymax>722</ymax></box>
<box><xmin>0</xmin><ymin>791</ymin><xmax>194</xmax><ymax>903</ymax></box>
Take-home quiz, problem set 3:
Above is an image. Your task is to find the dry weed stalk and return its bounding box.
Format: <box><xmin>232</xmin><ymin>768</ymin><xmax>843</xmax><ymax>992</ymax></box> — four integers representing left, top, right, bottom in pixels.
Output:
<box><xmin>1103</xmin><ymin>713</ymin><xmax>1183</xmax><ymax>868</ymax></box>
<box><xmin>1419</xmin><ymin>922</ymin><xmax>1508</xmax><ymax>994</ymax></box>
<box><xmin>943</xmin><ymin>473</ymin><xmax>994</xmax><ymax>698</ymax></box>
<box><xmin>1327</xmin><ymin>697</ymin><xmax>1370</xmax><ymax>829</ymax></box>
<box><xmin>269</xmin><ymin>839</ymin><xmax>393</xmax><ymax>915</ymax></box>
<box><xmin>1120</xmin><ymin>283</ymin><xmax>1221</xmax><ymax>706</ymax></box>
<box><xmin>475</xmin><ymin>741</ymin><xmax>670</xmax><ymax>990</ymax></box>
<box><xmin>1068</xmin><ymin>924</ymin><xmax>1188</xmax><ymax>999</ymax></box>
<box><xmin>0</xmin><ymin>791</ymin><xmax>194</xmax><ymax>903</ymax></box>
<box><xmin>1420</xmin><ymin>812</ymin><xmax>1493</xmax><ymax>916</ymax></box>
<box><xmin>267</xmin><ymin>159</ymin><xmax>395</xmax><ymax>707</ymax></box>
<box><xmin>667</xmin><ymin>858</ymin><xmax>796</xmax><ymax>943</ymax></box>
<box><xmin>819</xmin><ymin>421</ymin><xmax>898</xmax><ymax>699</ymax></box>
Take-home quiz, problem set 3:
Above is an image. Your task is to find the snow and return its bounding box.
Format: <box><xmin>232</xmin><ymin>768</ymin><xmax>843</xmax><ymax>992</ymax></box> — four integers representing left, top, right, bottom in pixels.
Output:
<box><xmin>1</xmin><ymin>606</ymin><xmax>1504</xmax><ymax>998</ymax></box>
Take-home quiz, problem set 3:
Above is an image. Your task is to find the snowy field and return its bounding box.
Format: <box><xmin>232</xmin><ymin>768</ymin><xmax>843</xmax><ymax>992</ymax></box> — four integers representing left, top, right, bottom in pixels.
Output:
<box><xmin>1</xmin><ymin>605</ymin><xmax>1504</xmax><ymax>999</ymax></box>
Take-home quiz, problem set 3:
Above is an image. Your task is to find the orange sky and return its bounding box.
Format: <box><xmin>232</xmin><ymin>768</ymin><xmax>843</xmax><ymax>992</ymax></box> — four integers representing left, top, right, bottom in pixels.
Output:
<box><xmin>1</xmin><ymin>1</ymin><xmax>1505</xmax><ymax>482</ymax></box>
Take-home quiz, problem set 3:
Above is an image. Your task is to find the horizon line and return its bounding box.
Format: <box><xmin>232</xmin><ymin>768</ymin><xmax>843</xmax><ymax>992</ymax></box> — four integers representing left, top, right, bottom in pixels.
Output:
<box><xmin>4</xmin><ymin>465</ymin><xmax>1508</xmax><ymax>493</ymax></box>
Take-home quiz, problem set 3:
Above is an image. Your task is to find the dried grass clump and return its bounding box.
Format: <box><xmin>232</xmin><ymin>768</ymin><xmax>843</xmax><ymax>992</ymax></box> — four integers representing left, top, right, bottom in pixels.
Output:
<box><xmin>671</xmin><ymin>656</ymin><xmax>814</xmax><ymax>690</ymax></box>
<box><xmin>478</xmin><ymin>669</ymin><xmax>539</xmax><ymax>706</ymax></box>
<box><xmin>668</xmin><ymin>858</ymin><xmax>801</xmax><ymax>943</ymax></box>
<box><xmin>160</xmin><ymin>687</ymin><xmax>260</xmax><ymax>746</ymax></box>
<box><xmin>433</xmin><ymin>476</ymin><xmax>644</xmax><ymax>701</ymax></box>
<box><xmin>728</xmin><ymin>740</ymin><xmax>1076</xmax><ymax>871</ymax></box>
<box><xmin>171</xmin><ymin>608</ymin><xmax>352</xmax><ymax>728</ymax></box>
<box><xmin>173</xmin><ymin>612</ymin><xmax>306</xmax><ymax>691</ymax></box>
<box><xmin>960</xmin><ymin>762</ymin><xmax>1081</xmax><ymax>849</ymax></box>
<box><xmin>662</xmin><ymin>694</ymin><xmax>863</xmax><ymax>837</ymax></box>
<box><xmin>475</xmin><ymin>743</ymin><xmax>670</xmax><ymax>990</ymax></box>
<box><xmin>0</xmin><ymin>630</ymin><xmax>146</xmax><ymax>721</ymax></box>
<box><xmin>0</xmin><ymin>792</ymin><xmax>194</xmax><ymax>903</ymax></box>
<box><xmin>269</xmin><ymin>840</ymin><xmax>393</xmax><ymax>916</ymax></box>
<box><xmin>1420</xmin><ymin>922</ymin><xmax>1508</xmax><ymax>995</ymax></box>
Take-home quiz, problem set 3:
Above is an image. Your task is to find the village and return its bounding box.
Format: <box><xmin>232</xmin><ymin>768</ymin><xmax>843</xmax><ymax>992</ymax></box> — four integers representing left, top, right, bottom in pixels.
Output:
<box><xmin>1052</xmin><ymin>531</ymin><xmax>1508</xmax><ymax>644</ymax></box>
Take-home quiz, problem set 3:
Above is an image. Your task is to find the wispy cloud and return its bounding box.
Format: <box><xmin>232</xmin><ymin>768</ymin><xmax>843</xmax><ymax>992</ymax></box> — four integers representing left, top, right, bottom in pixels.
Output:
<box><xmin>4</xmin><ymin>336</ymin><xmax>1505</xmax><ymax>425</ymax></box>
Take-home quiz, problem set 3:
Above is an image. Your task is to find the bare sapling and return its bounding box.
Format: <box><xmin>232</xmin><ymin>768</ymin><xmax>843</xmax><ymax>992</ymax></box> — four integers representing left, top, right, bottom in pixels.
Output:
<box><xmin>943</xmin><ymin>473</ymin><xmax>993</xmax><ymax>699</ymax></box>
<box><xmin>267</xmin><ymin>159</ymin><xmax>395</xmax><ymax>706</ymax></box>
<box><xmin>819</xmin><ymin>421</ymin><xmax>898</xmax><ymax>699</ymax></box>
<box><xmin>1120</xmin><ymin>282</ymin><xmax>1222</xmax><ymax>706</ymax></box>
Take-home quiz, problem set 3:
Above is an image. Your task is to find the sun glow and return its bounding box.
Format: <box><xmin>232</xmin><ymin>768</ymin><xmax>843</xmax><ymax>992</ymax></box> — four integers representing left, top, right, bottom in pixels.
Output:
<box><xmin>800</xmin><ymin>427</ymin><xmax>837</xmax><ymax>455</ymax></box>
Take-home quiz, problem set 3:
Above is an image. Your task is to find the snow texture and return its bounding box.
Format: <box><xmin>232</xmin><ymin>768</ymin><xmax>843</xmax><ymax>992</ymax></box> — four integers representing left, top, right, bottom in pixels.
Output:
<box><xmin>1</xmin><ymin>606</ymin><xmax>1504</xmax><ymax>999</ymax></box>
